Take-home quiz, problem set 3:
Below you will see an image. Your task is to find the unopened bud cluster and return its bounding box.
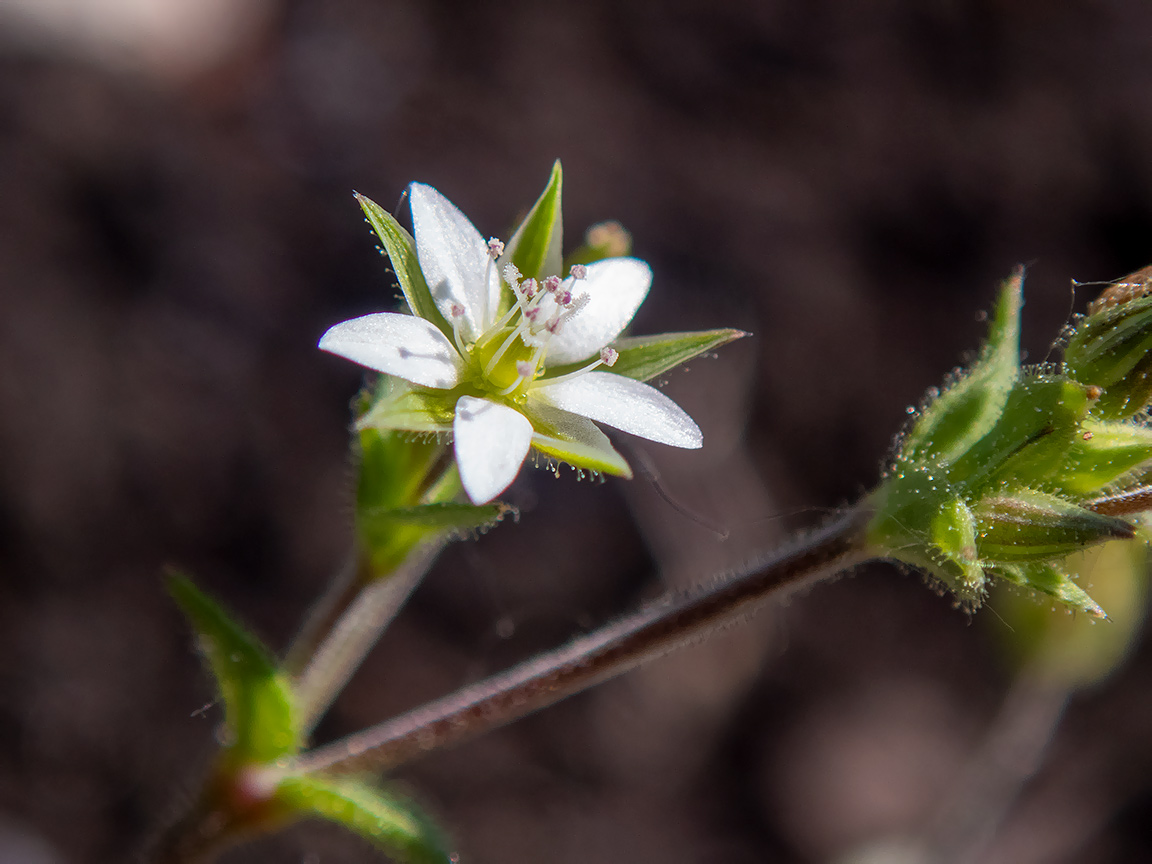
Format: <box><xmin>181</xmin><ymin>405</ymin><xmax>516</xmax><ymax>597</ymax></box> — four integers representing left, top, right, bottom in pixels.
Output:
<box><xmin>866</xmin><ymin>266</ymin><xmax>1152</xmax><ymax>617</ymax></box>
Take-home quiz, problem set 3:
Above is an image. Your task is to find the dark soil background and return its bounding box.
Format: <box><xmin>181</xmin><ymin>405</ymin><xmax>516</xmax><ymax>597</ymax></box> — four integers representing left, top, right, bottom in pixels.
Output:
<box><xmin>4</xmin><ymin>1</ymin><xmax>1152</xmax><ymax>862</ymax></box>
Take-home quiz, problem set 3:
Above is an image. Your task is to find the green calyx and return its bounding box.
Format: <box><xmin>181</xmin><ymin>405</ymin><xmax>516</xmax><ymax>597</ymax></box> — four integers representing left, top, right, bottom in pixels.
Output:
<box><xmin>867</xmin><ymin>266</ymin><xmax>1152</xmax><ymax>616</ymax></box>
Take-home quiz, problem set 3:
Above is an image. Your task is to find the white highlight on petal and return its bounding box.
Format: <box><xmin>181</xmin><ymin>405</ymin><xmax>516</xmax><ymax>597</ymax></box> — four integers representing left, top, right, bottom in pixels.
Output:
<box><xmin>544</xmin><ymin>258</ymin><xmax>651</xmax><ymax>364</ymax></box>
<box><xmin>453</xmin><ymin>396</ymin><xmax>534</xmax><ymax>503</ymax></box>
<box><xmin>532</xmin><ymin>371</ymin><xmax>702</xmax><ymax>449</ymax></box>
<box><xmin>318</xmin><ymin>312</ymin><xmax>463</xmax><ymax>389</ymax></box>
<box><xmin>410</xmin><ymin>183</ymin><xmax>502</xmax><ymax>342</ymax></box>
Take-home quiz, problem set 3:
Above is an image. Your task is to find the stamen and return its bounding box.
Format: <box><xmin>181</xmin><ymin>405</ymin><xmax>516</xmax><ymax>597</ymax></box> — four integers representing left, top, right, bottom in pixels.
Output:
<box><xmin>487</xmin><ymin>238</ymin><xmax>505</xmax><ymax>259</ymax></box>
<box><xmin>600</xmin><ymin>347</ymin><xmax>618</xmax><ymax>367</ymax></box>
<box><xmin>543</xmin><ymin>275</ymin><xmax>562</xmax><ymax>293</ymax></box>
<box><xmin>533</xmin><ymin>355</ymin><xmax>607</xmax><ymax>387</ymax></box>
<box><xmin>569</xmin><ymin>264</ymin><xmax>587</xmax><ymax>280</ymax></box>
<box><xmin>448</xmin><ymin>304</ymin><xmax>469</xmax><ymax>356</ymax></box>
<box><xmin>521</xmin><ymin>278</ymin><xmax>538</xmax><ymax>300</ymax></box>
<box><xmin>503</xmin><ymin>263</ymin><xmax>522</xmax><ymax>289</ymax></box>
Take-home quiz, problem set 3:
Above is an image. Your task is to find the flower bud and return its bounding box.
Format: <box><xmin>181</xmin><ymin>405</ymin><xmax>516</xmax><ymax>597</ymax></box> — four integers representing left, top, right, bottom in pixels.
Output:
<box><xmin>1064</xmin><ymin>266</ymin><xmax>1152</xmax><ymax>419</ymax></box>
<box><xmin>972</xmin><ymin>490</ymin><xmax>1134</xmax><ymax>563</ymax></box>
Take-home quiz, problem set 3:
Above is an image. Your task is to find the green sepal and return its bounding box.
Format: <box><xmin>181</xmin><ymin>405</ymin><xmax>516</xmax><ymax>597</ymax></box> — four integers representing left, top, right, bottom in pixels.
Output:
<box><xmin>865</xmin><ymin>465</ymin><xmax>987</xmax><ymax>600</ymax></box>
<box><xmin>990</xmin><ymin>561</ymin><xmax>1105</xmax><ymax>619</ymax></box>
<box><xmin>1049</xmin><ymin>419</ymin><xmax>1152</xmax><ymax>496</ymax></box>
<box><xmin>357</xmin><ymin>422</ymin><xmax>448</xmax><ymax>513</ymax></box>
<box><xmin>503</xmin><ymin>160</ymin><xmax>563</xmax><ymax>283</ymax></box>
<box><xmin>356</xmin><ymin>193</ymin><xmax>453</xmax><ymax>340</ymax></box>
<box><xmin>167</xmin><ymin>574</ymin><xmax>300</xmax><ymax>763</ymax></box>
<box><xmin>564</xmin><ymin>220</ymin><xmax>633</xmax><ymax>269</ymax></box>
<box><xmin>545</xmin><ymin>329</ymin><xmax>748</xmax><ymax>384</ymax></box>
<box><xmin>990</xmin><ymin>540</ymin><xmax>1148</xmax><ymax>686</ymax></box>
<box><xmin>275</xmin><ymin>775</ymin><xmax>454</xmax><ymax>864</ymax></box>
<box><xmin>358</xmin><ymin>378</ymin><xmax>457</xmax><ymax>434</ymax></box>
<box><xmin>1064</xmin><ymin>292</ymin><xmax>1152</xmax><ymax>419</ymax></box>
<box><xmin>947</xmin><ymin>376</ymin><xmax>1090</xmax><ymax>492</ymax></box>
<box><xmin>354</xmin><ymin>420</ymin><xmax>468</xmax><ymax>576</ymax></box>
<box><xmin>972</xmin><ymin>489</ymin><xmax>1134</xmax><ymax>562</ymax></box>
<box><xmin>526</xmin><ymin>402</ymin><xmax>632</xmax><ymax>477</ymax></box>
<box><xmin>901</xmin><ymin>269</ymin><xmax>1023</xmax><ymax>464</ymax></box>
<box><xmin>928</xmin><ymin>495</ymin><xmax>984</xmax><ymax>596</ymax></box>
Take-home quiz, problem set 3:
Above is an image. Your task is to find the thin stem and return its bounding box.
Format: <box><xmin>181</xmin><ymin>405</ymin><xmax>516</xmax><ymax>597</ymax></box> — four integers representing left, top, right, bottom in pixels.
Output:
<box><xmin>288</xmin><ymin>508</ymin><xmax>872</xmax><ymax>777</ymax></box>
<box><xmin>292</xmin><ymin>539</ymin><xmax>448</xmax><ymax>735</ymax></box>
<box><xmin>283</xmin><ymin>551</ymin><xmax>363</xmax><ymax>678</ymax></box>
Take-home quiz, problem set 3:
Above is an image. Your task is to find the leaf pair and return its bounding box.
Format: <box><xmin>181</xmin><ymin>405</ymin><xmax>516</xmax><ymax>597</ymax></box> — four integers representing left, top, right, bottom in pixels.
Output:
<box><xmin>169</xmin><ymin>574</ymin><xmax>454</xmax><ymax>863</ymax></box>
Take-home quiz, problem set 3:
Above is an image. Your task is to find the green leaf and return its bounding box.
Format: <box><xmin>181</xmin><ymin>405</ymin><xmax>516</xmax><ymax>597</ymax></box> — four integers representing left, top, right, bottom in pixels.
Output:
<box><xmin>901</xmin><ymin>268</ymin><xmax>1023</xmax><ymax>464</ymax></box>
<box><xmin>525</xmin><ymin>402</ymin><xmax>632</xmax><ymax>477</ymax></box>
<box><xmin>276</xmin><ymin>775</ymin><xmax>454</xmax><ymax>864</ymax></box>
<box><xmin>503</xmin><ymin>160</ymin><xmax>563</xmax><ymax>282</ymax></box>
<box><xmin>359</xmin><ymin>501</ymin><xmax>514</xmax><ymax>573</ymax></box>
<box><xmin>1050</xmin><ymin>419</ymin><xmax>1152</xmax><ymax>496</ymax></box>
<box><xmin>544</xmin><ymin>329</ymin><xmax>748</xmax><ymax>383</ymax></box>
<box><xmin>356</xmin><ymin>193</ymin><xmax>452</xmax><ymax>340</ymax></box>
<box><xmin>167</xmin><ymin>574</ymin><xmax>299</xmax><ymax>763</ymax></box>
<box><xmin>365</xmin><ymin>501</ymin><xmax>513</xmax><ymax>532</ymax></box>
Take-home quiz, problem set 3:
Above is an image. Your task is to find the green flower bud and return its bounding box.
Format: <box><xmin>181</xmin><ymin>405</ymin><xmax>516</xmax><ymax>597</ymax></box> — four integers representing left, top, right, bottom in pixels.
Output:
<box><xmin>971</xmin><ymin>490</ymin><xmax>1134</xmax><ymax>562</ymax></box>
<box><xmin>1064</xmin><ymin>265</ymin><xmax>1152</xmax><ymax>419</ymax></box>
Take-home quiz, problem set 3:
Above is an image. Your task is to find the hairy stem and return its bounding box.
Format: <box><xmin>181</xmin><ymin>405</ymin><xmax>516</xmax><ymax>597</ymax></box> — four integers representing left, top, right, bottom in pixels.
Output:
<box><xmin>292</xmin><ymin>539</ymin><xmax>448</xmax><ymax>735</ymax></box>
<box><xmin>288</xmin><ymin>508</ymin><xmax>872</xmax><ymax>777</ymax></box>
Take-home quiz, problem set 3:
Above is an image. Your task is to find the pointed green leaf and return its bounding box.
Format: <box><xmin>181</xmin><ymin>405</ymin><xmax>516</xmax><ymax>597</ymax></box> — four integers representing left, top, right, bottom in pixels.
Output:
<box><xmin>167</xmin><ymin>574</ymin><xmax>299</xmax><ymax>763</ymax></box>
<box><xmin>991</xmin><ymin>561</ymin><xmax>1105</xmax><ymax>619</ymax></box>
<box><xmin>358</xmin><ymin>502</ymin><xmax>514</xmax><ymax>571</ymax></box>
<box><xmin>544</xmin><ymin>329</ymin><xmax>748</xmax><ymax>383</ymax></box>
<box><xmin>276</xmin><ymin>775</ymin><xmax>454</xmax><ymax>864</ymax></box>
<box><xmin>902</xmin><ymin>269</ymin><xmax>1023</xmax><ymax>464</ymax></box>
<box><xmin>1051</xmin><ymin>419</ymin><xmax>1152</xmax><ymax>496</ymax></box>
<box><xmin>503</xmin><ymin>160</ymin><xmax>563</xmax><ymax>282</ymax></box>
<box><xmin>973</xmin><ymin>489</ymin><xmax>1134</xmax><ymax>562</ymax></box>
<box><xmin>356</xmin><ymin>193</ymin><xmax>452</xmax><ymax>339</ymax></box>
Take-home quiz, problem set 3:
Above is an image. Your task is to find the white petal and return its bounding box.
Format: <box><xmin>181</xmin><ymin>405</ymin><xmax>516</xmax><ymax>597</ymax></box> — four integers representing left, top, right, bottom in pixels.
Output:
<box><xmin>319</xmin><ymin>313</ymin><xmax>463</xmax><ymax>389</ymax></box>
<box><xmin>544</xmin><ymin>258</ymin><xmax>651</xmax><ymax>364</ymax></box>
<box><xmin>453</xmin><ymin>396</ymin><xmax>534</xmax><ymax>503</ymax></box>
<box><xmin>410</xmin><ymin>183</ymin><xmax>502</xmax><ymax>341</ymax></box>
<box><xmin>532</xmin><ymin>371</ymin><xmax>702</xmax><ymax>448</ymax></box>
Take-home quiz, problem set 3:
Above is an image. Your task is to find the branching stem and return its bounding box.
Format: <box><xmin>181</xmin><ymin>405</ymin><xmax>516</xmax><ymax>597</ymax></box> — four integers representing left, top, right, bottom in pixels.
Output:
<box><xmin>287</xmin><ymin>507</ymin><xmax>872</xmax><ymax>777</ymax></box>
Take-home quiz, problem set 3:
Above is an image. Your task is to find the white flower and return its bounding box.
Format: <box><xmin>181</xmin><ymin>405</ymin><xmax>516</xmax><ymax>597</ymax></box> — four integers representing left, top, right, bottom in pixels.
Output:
<box><xmin>320</xmin><ymin>183</ymin><xmax>702</xmax><ymax>504</ymax></box>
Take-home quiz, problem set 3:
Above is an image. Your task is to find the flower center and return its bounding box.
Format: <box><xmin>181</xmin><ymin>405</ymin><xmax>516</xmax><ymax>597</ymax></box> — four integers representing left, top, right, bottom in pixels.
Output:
<box><xmin>459</xmin><ymin>259</ymin><xmax>597</xmax><ymax>400</ymax></box>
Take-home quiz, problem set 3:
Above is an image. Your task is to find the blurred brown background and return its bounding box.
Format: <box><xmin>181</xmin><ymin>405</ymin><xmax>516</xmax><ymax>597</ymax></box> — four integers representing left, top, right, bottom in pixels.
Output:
<box><xmin>4</xmin><ymin>1</ymin><xmax>1152</xmax><ymax>862</ymax></box>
